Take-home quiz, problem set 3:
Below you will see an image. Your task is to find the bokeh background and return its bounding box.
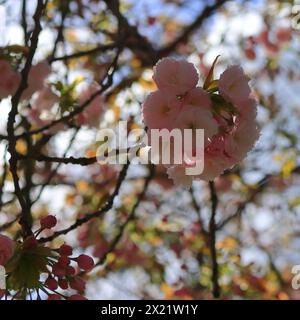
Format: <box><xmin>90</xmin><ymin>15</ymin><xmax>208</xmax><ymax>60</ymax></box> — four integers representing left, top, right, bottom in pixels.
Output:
<box><xmin>1</xmin><ymin>0</ymin><xmax>300</xmax><ymax>299</ymax></box>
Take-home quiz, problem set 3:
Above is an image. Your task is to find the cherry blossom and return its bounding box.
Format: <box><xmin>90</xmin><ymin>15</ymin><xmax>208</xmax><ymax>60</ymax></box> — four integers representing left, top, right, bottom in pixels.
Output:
<box><xmin>21</xmin><ymin>61</ymin><xmax>51</xmax><ymax>100</ymax></box>
<box><xmin>142</xmin><ymin>90</ymin><xmax>181</xmax><ymax>130</ymax></box>
<box><xmin>77</xmin><ymin>82</ymin><xmax>105</xmax><ymax>128</ymax></box>
<box><xmin>31</xmin><ymin>85</ymin><xmax>59</xmax><ymax>111</ymax></box>
<box><xmin>153</xmin><ymin>57</ymin><xmax>199</xmax><ymax>96</ymax></box>
<box><xmin>142</xmin><ymin>57</ymin><xmax>259</xmax><ymax>188</ymax></box>
<box><xmin>219</xmin><ymin>65</ymin><xmax>251</xmax><ymax>104</ymax></box>
<box><xmin>0</xmin><ymin>234</ymin><xmax>15</xmax><ymax>266</ymax></box>
<box><xmin>0</xmin><ymin>216</ymin><xmax>94</xmax><ymax>300</ymax></box>
<box><xmin>0</xmin><ymin>59</ymin><xmax>21</xmax><ymax>99</ymax></box>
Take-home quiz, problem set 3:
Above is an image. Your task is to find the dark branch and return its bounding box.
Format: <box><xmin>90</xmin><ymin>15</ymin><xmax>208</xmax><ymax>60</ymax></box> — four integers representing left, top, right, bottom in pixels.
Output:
<box><xmin>208</xmin><ymin>180</ymin><xmax>220</xmax><ymax>298</ymax></box>
<box><xmin>94</xmin><ymin>164</ymin><xmax>155</xmax><ymax>268</ymax></box>
<box><xmin>159</xmin><ymin>0</ymin><xmax>228</xmax><ymax>57</ymax></box>
<box><xmin>6</xmin><ymin>0</ymin><xmax>47</xmax><ymax>237</ymax></box>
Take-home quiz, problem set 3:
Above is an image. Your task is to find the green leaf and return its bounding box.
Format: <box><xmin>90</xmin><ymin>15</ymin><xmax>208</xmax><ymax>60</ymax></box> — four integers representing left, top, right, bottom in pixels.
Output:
<box><xmin>203</xmin><ymin>55</ymin><xmax>220</xmax><ymax>90</ymax></box>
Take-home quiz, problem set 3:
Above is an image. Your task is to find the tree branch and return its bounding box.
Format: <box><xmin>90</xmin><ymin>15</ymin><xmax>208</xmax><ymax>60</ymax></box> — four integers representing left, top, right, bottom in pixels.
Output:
<box><xmin>6</xmin><ymin>0</ymin><xmax>47</xmax><ymax>237</ymax></box>
<box><xmin>159</xmin><ymin>0</ymin><xmax>228</xmax><ymax>57</ymax></box>
<box><xmin>94</xmin><ymin>164</ymin><xmax>155</xmax><ymax>268</ymax></box>
<box><xmin>209</xmin><ymin>180</ymin><xmax>220</xmax><ymax>298</ymax></box>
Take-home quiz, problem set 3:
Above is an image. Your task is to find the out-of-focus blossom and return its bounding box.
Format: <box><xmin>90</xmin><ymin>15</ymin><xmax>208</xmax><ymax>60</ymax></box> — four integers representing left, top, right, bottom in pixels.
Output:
<box><xmin>21</xmin><ymin>61</ymin><xmax>51</xmax><ymax>100</ymax></box>
<box><xmin>31</xmin><ymin>85</ymin><xmax>59</xmax><ymax>111</ymax></box>
<box><xmin>244</xmin><ymin>46</ymin><xmax>256</xmax><ymax>60</ymax></box>
<box><xmin>0</xmin><ymin>234</ymin><xmax>15</xmax><ymax>266</ymax></box>
<box><xmin>142</xmin><ymin>57</ymin><xmax>259</xmax><ymax>188</ymax></box>
<box><xmin>0</xmin><ymin>59</ymin><xmax>21</xmax><ymax>99</ymax></box>
<box><xmin>77</xmin><ymin>83</ymin><xmax>105</xmax><ymax>128</ymax></box>
<box><xmin>153</xmin><ymin>57</ymin><xmax>199</xmax><ymax>96</ymax></box>
<box><xmin>276</xmin><ymin>27</ymin><xmax>292</xmax><ymax>43</ymax></box>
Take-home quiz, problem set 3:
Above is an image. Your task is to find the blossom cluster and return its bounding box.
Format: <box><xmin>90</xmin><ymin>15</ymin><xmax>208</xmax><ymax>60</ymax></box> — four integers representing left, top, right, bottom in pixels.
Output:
<box><xmin>0</xmin><ymin>215</ymin><xmax>95</xmax><ymax>300</ymax></box>
<box><xmin>0</xmin><ymin>58</ymin><xmax>105</xmax><ymax>129</ymax></box>
<box><xmin>142</xmin><ymin>57</ymin><xmax>259</xmax><ymax>188</ymax></box>
<box><xmin>244</xmin><ymin>26</ymin><xmax>292</xmax><ymax>60</ymax></box>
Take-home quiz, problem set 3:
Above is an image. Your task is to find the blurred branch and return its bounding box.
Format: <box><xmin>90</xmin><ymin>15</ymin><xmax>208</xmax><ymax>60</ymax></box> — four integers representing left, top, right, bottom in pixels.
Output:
<box><xmin>0</xmin><ymin>214</ymin><xmax>21</xmax><ymax>232</ymax></box>
<box><xmin>39</xmin><ymin>162</ymin><xmax>130</xmax><ymax>243</ymax></box>
<box><xmin>159</xmin><ymin>0</ymin><xmax>228</xmax><ymax>57</ymax></box>
<box><xmin>49</xmin><ymin>43</ymin><xmax>116</xmax><ymax>63</ymax></box>
<box><xmin>31</xmin><ymin>128</ymin><xmax>80</xmax><ymax>205</ymax></box>
<box><xmin>257</xmin><ymin>243</ymin><xmax>286</xmax><ymax>288</ymax></box>
<box><xmin>209</xmin><ymin>180</ymin><xmax>220</xmax><ymax>298</ymax></box>
<box><xmin>17</xmin><ymin>144</ymin><xmax>143</xmax><ymax>166</ymax></box>
<box><xmin>190</xmin><ymin>186</ymin><xmax>208</xmax><ymax>237</ymax></box>
<box><xmin>0</xmin><ymin>146</ymin><xmax>8</xmax><ymax>210</ymax></box>
<box><xmin>217</xmin><ymin>175</ymin><xmax>270</xmax><ymax>230</ymax></box>
<box><xmin>21</xmin><ymin>0</ymin><xmax>29</xmax><ymax>45</ymax></box>
<box><xmin>94</xmin><ymin>164</ymin><xmax>155</xmax><ymax>268</ymax></box>
<box><xmin>48</xmin><ymin>1</ymin><xmax>70</xmax><ymax>62</ymax></box>
<box><xmin>18</xmin><ymin>153</ymin><xmax>97</xmax><ymax>166</ymax></box>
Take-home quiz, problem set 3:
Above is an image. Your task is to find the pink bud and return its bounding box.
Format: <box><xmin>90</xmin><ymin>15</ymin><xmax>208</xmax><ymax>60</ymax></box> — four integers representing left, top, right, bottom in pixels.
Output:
<box><xmin>40</xmin><ymin>215</ymin><xmax>57</xmax><ymax>229</ymax></box>
<box><xmin>76</xmin><ymin>254</ymin><xmax>94</xmax><ymax>271</ymax></box>
<box><xmin>58</xmin><ymin>256</ymin><xmax>70</xmax><ymax>267</ymax></box>
<box><xmin>45</xmin><ymin>277</ymin><xmax>58</xmax><ymax>291</ymax></box>
<box><xmin>69</xmin><ymin>277</ymin><xmax>86</xmax><ymax>292</ymax></box>
<box><xmin>52</xmin><ymin>263</ymin><xmax>66</xmax><ymax>277</ymax></box>
<box><xmin>58</xmin><ymin>279</ymin><xmax>68</xmax><ymax>290</ymax></box>
<box><xmin>59</xmin><ymin>244</ymin><xmax>73</xmax><ymax>256</ymax></box>
<box><xmin>66</xmin><ymin>265</ymin><xmax>76</xmax><ymax>276</ymax></box>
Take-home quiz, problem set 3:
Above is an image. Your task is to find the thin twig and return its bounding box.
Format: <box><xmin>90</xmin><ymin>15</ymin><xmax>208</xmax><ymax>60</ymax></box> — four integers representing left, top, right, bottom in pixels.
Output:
<box><xmin>95</xmin><ymin>164</ymin><xmax>155</xmax><ymax>268</ymax></box>
<box><xmin>49</xmin><ymin>44</ymin><xmax>116</xmax><ymax>63</ymax></box>
<box><xmin>159</xmin><ymin>0</ymin><xmax>228</xmax><ymax>57</ymax></box>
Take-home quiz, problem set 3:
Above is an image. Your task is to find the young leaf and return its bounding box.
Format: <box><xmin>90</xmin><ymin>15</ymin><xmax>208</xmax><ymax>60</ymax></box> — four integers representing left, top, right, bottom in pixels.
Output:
<box><xmin>203</xmin><ymin>55</ymin><xmax>220</xmax><ymax>90</ymax></box>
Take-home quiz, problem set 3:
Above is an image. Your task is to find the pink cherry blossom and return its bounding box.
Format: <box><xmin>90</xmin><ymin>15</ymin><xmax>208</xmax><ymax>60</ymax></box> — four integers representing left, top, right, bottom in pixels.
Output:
<box><xmin>175</xmin><ymin>105</ymin><xmax>218</xmax><ymax>141</ymax></box>
<box><xmin>182</xmin><ymin>87</ymin><xmax>212</xmax><ymax>109</ymax></box>
<box><xmin>0</xmin><ymin>234</ymin><xmax>15</xmax><ymax>266</ymax></box>
<box><xmin>167</xmin><ymin>165</ymin><xmax>194</xmax><ymax>189</ymax></box>
<box><xmin>31</xmin><ymin>85</ymin><xmax>59</xmax><ymax>111</ymax></box>
<box><xmin>77</xmin><ymin>83</ymin><xmax>105</xmax><ymax>128</ymax></box>
<box><xmin>0</xmin><ymin>59</ymin><xmax>21</xmax><ymax>99</ymax></box>
<box><xmin>144</xmin><ymin>59</ymin><xmax>259</xmax><ymax>188</ymax></box>
<box><xmin>153</xmin><ymin>57</ymin><xmax>199</xmax><ymax>96</ymax></box>
<box><xmin>224</xmin><ymin>118</ymin><xmax>259</xmax><ymax>162</ymax></box>
<box><xmin>257</xmin><ymin>29</ymin><xmax>280</xmax><ymax>56</ymax></box>
<box><xmin>219</xmin><ymin>65</ymin><xmax>251</xmax><ymax>104</ymax></box>
<box><xmin>244</xmin><ymin>46</ymin><xmax>256</xmax><ymax>60</ymax></box>
<box><xmin>27</xmin><ymin>107</ymin><xmax>63</xmax><ymax>134</ymax></box>
<box><xmin>142</xmin><ymin>90</ymin><xmax>181</xmax><ymax>130</ymax></box>
<box><xmin>197</xmin><ymin>154</ymin><xmax>231</xmax><ymax>182</ymax></box>
<box><xmin>194</xmin><ymin>134</ymin><xmax>233</xmax><ymax>181</ymax></box>
<box><xmin>22</xmin><ymin>61</ymin><xmax>51</xmax><ymax>100</ymax></box>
